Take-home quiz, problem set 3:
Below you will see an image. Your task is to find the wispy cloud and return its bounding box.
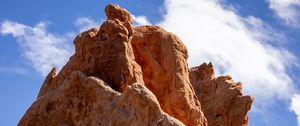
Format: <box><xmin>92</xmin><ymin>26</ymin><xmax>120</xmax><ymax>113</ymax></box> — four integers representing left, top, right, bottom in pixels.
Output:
<box><xmin>159</xmin><ymin>0</ymin><xmax>296</xmax><ymax>111</ymax></box>
<box><xmin>74</xmin><ymin>17</ymin><xmax>100</xmax><ymax>32</ymax></box>
<box><xmin>0</xmin><ymin>20</ymin><xmax>73</xmax><ymax>76</ymax></box>
<box><xmin>132</xmin><ymin>15</ymin><xmax>151</xmax><ymax>26</ymax></box>
<box><xmin>267</xmin><ymin>0</ymin><xmax>300</xmax><ymax>26</ymax></box>
<box><xmin>0</xmin><ymin>66</ymin><xmax>28</xmax><ymax>75</ymax></box>
<box><xmin>0</xmin><ymin>17</ymin><xmax>110</xmax><ymax>77</ymax></box>
<box><xmin>291</xmin><ymin>94</ymin><xmax>300</xmax><ymax>126</ymax></box>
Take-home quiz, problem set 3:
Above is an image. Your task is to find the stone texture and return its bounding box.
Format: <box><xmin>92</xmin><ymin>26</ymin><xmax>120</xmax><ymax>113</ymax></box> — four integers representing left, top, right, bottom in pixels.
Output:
<box><xmin>20</xmin><ymin>71</ymin><xmax>184</xmax><ymax>126</ymax></box>
<box><xmin>19</xmin><ymin>4</ymin><xmax>253</xmax><ymax>126</ymax></box>
<box><xmin>37</xmin><ymin>4</ymin><xmax>143</xmax><ymax>95</ymax></box>
<box><xmin>105</xmin><ymin>4</ymin><xmax>133</xmax><ymax>23</ymax></box>
<box><xmin>131</xmin><ymin>26</ymin><xmax>207</xmax><ymax>126</ymax></box>
<box><xmin>189</xmin><ymin>63</ymin><xmax>254</xmax><ymax>126</ymax></box>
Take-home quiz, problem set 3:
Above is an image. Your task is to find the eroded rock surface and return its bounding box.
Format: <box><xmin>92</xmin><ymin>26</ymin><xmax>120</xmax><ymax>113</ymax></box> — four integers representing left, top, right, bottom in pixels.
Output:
<box><xmin>189</xmin><ymin>63</ymin><xmax>253</xmax><ymax>126</ymax></box>
<box><xmin>37</xmin><ymin>4</ymin><xmax>143</xmax><ymax>95</ymax></box>
<box><xmin>19</xmin><ymin>4</ymin><xmax>253</xmax><ymax>126</ymax></box>
<box><xmin>20</xmin><ymin>71</ymin><xmax>184</xmax><ymax>126</ymax></box>
<box><xmin>132</xmin><ymin>26</ymin><xmax>207</xmax><ymax>126</ymax></box>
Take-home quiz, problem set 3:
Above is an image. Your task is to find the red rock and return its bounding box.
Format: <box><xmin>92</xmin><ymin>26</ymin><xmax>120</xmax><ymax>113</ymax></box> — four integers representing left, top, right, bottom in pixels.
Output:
<box><xmin>132</xmin><ymin>26</ymin><xmax>207</xmax><ymax>126</ymax></box>
<box><xmin>18</xmin><ymin>4</ymin><xmax>253</xmax><ymax>126</ymax></box>
<box><xmin>20</xmin><ymin>71</ymin><xmax>184</xmax><ymax>126</ymax></box>
<box><xmin>189</xmin><ymin>63</ymin><xmax>254</xmax><ymax>126</ymax></box>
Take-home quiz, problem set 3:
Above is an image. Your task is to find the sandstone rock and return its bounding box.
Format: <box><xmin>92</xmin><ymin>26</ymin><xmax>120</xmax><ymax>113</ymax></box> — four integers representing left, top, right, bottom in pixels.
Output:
<box><xmin>105</xmin><ymin>4</ymin><xmax>133</xmax><ymax>23</ymax></box>
<box><xmin>189</xmin><ymin>63</ymin><xmax>254</xmax><ymax>126</ymax></box>
<box><xmin>19</xmin><ymin>4</ymin><xmax>185</xmax><ymax>126</ymax></box>
<box><xmin>37</xmin><ymin>4</ymin><xmax>143</xmax><ymax>94</ymax></box>
<box><xmin>20</xmin><ymin>71</ymin><xmax>184</xmax><ymax>126</ymax></box>
<box><xmin>19</xmin><ymin>4</ymin><xmax>253</xmax><ymax>126</ymax></box>
<box><xmin>132</xmin><ymin>26</ymin><xmax>207</xmax><ymax>126</ymax></box>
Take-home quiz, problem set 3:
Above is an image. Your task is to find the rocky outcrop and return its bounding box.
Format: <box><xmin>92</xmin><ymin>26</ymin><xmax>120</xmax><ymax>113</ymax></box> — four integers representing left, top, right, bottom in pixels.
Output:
<box><xmin>131</xmin><ymin>26</ymin><xmax>206</xmax><ymax>126</ymax></box>
<box><xmin>189</xmin><ymin>63</ymin><xmax>253</xmax><ymax>126</ymax></box>
<box><xmin>20</xmin><ymin>71</ymin><xmax>184</xmax><ymax>126</ymax></box>
<box><xmin>18</xmin><ymin>4</ymin><xmax>253</xmax><ymax>126</ymax></box>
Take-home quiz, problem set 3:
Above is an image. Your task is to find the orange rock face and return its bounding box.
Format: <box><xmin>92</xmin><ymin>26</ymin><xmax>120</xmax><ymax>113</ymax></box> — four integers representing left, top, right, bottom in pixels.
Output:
<box><xmin>189</xmin><ymin>63</ymin><xmax>253</xmax><ymax>126</ymax></box>
<box><xmin>132</xmin><ymin>26</ymin><xmax>207</xmax><ymax>126</ymax></box>
<box><xmin>20</xmin><ymin>71</ymin><xmax>184</xmax><ymax>126</ymax></box>
<box><xmin>18</xmin><ymin>4</ymin><xmax>253</xmax><ymax>126</ymax></box>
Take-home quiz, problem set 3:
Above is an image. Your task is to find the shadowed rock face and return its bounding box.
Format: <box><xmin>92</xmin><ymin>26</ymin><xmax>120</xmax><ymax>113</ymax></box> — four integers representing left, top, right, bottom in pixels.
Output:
<box><xmin>18</xmin><ymin>4</ymin><xmax>253</xmax><ymax>126</ymax></box>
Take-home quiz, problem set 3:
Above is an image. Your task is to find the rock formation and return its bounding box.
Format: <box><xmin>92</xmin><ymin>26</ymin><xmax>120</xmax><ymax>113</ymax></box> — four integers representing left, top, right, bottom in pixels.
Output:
<box><xmin>18</xmin><ymin>4</ymin><xmax>253</xmax><ymax>126</ymax></box>
<box><xmin>131</xmin><ymin>26</ymin><xmax>206</xmax><ymax>126</ymax></box>
<box><xmin>189</xmin><ymin>63</ymin><xmax>253</xmax><ymax>126</ymax></box>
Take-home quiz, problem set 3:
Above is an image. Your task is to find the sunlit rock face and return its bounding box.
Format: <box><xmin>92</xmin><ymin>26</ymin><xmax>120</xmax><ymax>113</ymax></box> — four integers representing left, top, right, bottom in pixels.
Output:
<box><xmin>18</xmin><ymin>4</ymin><xmax>252</xmax><ymax>126</ymax></box>
<box><xmin>189</xmin><ymin>63</ymin><xmax>253</xmax><ymax>126</ymax></box>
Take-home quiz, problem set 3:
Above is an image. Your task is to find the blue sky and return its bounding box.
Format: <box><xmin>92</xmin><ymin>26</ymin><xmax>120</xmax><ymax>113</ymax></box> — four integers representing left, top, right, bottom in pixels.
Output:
<box><xmin>1</xmin><ymin>0</ymin><xmax>300</xmax><ymax>126</ymax></box>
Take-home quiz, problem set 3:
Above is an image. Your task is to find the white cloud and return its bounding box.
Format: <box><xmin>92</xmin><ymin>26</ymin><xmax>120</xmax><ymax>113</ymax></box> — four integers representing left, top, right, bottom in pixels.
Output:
<box><xmin>132</xmin><ymin>15</ymin><xmax>151</xmax><ymax>26</ymax></box>
<box><xmin>74</xmin><ymin>17</ymin><xmax>99</xmax><ymax>32</ymax></box>
<box><xmin>159</xmin><ymin>0</ymin><xmax>296</xmax><ymax>110</ymax></box>
<box><xmin>291</xmin><ymin>94</ymin><xmax>300</xmax><ymax>126</ymax></box>
<box><xmin>243</xmin><ymin>16</ymin><xmax>287</xmax><ymax>44</ymax></box>
<box><xmin>0</xmin><ymin>20</ymin><xmax>73</xmax><ymax>76</ymax></box>
<box><xmin>268</xmin><ymin>0</ymin><xmax>300</xmax><ymax>26</ymax></box>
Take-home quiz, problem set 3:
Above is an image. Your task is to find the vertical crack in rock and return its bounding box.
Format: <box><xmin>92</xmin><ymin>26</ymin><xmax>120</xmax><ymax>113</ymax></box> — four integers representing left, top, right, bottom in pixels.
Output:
<box><xmin>18</xmin><ymin>4</ymin><xmax>253</xmax><ymax>126</ymax></box>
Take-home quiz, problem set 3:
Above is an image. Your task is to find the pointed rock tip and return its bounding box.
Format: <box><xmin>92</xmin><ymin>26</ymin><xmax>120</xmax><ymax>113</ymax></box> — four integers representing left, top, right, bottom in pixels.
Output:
<box><xmin>50</xmin><ymin>67</ymin><xmax>56</xmax><ymax>76</ymax></box>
